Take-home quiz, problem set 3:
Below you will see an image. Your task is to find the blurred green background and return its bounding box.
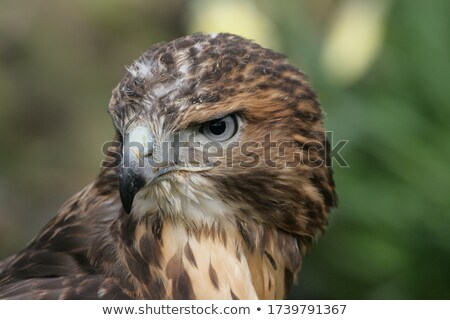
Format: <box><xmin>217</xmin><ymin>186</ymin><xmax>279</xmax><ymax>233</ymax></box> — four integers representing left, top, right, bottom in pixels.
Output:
<box><xmin>0</xmin><ymin>0</ymin><xmax>449</xmax><ymax>299</ymax></box>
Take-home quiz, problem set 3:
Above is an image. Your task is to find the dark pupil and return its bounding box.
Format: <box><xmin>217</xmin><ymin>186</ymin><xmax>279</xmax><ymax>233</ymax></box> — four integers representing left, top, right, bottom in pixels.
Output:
<box><xmin>209</xmin><ymin>120</ymin><xmax>226</xmax><ymax>135</ymax></box>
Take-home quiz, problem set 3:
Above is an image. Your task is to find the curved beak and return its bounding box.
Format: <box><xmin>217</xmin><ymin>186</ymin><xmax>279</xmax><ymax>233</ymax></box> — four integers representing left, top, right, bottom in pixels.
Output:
<box><xmin>119</xmin><ymin>126</ymin><xmax>153</xmax><ymax>214</ymax></box>
<box><xmin>118</xmin><ymin>126</ymin><xmax>213</xmax><ymax>214</ymax></box>
<box><xmin>119</xmin><ymin>165</ymin><xmax>146</xmax><ymax>214</ymax></box>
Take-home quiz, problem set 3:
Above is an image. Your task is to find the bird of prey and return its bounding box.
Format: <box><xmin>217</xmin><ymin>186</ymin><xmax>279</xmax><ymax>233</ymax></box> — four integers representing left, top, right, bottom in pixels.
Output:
<box><xmin>0</xmin><ymin>33</ymin><xmax>336</xmax><ymax>299</ymax></box>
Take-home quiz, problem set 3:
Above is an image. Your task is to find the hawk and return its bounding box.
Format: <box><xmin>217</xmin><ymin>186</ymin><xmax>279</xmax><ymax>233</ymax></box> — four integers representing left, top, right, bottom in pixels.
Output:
<box><xmin>0</xmin><ymin>33</ymin><xmax>336</xmax><ymax>299</ymax></box>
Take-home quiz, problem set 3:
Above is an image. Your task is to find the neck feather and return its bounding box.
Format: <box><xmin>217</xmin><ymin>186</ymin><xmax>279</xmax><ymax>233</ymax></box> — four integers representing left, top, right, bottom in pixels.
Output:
<box><xmin>113</xmin><ymin>214</ymin><xmax>300</xmax><ymax>299</ymax></box>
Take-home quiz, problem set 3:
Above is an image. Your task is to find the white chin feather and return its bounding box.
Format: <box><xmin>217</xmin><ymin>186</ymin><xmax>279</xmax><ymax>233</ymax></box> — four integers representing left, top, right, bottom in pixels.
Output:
<box><xmin>132</xmin><ymin>174</ymin><xmax>231</xmax><ymax>226</ymax></box>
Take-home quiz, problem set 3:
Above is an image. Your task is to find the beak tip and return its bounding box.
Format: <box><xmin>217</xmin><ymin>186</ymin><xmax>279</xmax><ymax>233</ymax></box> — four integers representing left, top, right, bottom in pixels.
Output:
<box><xmin>119</xmin><ymin>167</ymin><xmax>146</xmax><ymax>215</ymax></box>
<box><xmin>121</xmin><ymin>196</ymin><xmax>133</xmax><ymax>214</ymax></box>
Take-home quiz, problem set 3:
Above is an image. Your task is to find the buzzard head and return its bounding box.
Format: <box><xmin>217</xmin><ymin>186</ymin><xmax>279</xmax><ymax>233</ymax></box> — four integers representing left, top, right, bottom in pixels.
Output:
<box><xmin>108</xmin><ymin>33</ymin><xmax>336</xmax><ymax>249</ymax></box>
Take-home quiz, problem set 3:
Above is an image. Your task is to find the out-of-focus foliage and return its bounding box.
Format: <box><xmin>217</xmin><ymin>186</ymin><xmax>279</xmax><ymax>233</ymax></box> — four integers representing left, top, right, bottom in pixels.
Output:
<box><xmin>0</xmin><ymin>0</ymin><xmax>448</xmax><ymax>299</ymax></box>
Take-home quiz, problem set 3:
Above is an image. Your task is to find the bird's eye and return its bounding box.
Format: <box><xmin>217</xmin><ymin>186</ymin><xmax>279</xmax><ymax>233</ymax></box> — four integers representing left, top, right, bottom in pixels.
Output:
<box><xmin>200</xmin><ymin>115</ymin><xmax>238</xmax><ymax>141</ymax></box>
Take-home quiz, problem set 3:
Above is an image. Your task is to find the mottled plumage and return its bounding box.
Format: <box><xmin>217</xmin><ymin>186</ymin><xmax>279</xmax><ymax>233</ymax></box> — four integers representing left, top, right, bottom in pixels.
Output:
<box><xmin>0</xmin><ymin>33</ymin><xmax>336</xmax><ymax>299</ymax></box>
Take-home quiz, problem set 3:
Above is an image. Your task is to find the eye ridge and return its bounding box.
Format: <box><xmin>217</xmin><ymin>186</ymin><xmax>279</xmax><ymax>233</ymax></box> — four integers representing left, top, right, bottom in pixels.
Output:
<box><xmin>200</xmin><ymin>114</ymin><xmax>238</xmax><ymax>141</ymax></box>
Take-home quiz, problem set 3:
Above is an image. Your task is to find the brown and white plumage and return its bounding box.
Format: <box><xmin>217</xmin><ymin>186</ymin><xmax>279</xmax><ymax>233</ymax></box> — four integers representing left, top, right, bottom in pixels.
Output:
<box><xmin>0</xmin><ymin>33</ymin><xmax>336</xmax><ymax>299</ymax></box>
